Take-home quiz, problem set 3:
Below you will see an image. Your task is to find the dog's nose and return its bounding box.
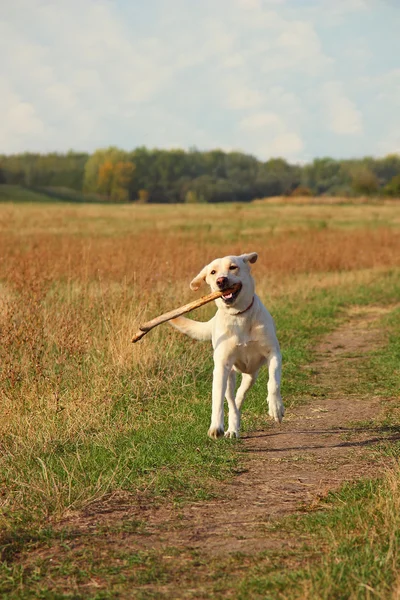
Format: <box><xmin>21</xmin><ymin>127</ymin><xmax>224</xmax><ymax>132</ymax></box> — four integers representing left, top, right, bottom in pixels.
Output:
<box><xmin>216</xmin><ymin>277</ymin><xmax>229</xmax><ymax>289</ymax></box>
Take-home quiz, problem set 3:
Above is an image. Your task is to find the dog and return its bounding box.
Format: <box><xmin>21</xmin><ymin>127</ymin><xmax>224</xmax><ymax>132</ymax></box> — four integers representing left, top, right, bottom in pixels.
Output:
<box><xmin>170</xmin><ymin>252</ymin><xmax>284</xmax><ymax>439</ymax></box>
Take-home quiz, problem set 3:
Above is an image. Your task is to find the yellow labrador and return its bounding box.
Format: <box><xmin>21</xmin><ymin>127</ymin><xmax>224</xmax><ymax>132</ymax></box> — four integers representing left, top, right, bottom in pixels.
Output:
<box><xmin>170</xmin><ymin>253</ymin><xmax>284</xmax><ymax>439</ymax></box>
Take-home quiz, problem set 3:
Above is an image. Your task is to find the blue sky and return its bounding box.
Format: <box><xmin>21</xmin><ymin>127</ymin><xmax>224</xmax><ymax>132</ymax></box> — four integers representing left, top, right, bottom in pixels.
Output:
<box><xmin>1</xmin><ymin>0</ymin><xmax>399</xmax><ymax>161</ymax></box>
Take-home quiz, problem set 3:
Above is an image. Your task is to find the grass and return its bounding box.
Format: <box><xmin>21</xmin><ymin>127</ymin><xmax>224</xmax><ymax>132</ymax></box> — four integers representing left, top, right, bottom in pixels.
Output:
<box><xmin>0</xmin><ymin>184</ymin><xmax>107</xmax><ymax>205</ymax></box>
<box><xmin>233</xmin><ymin>474</ymin><xmax>400</xmax><ymax>600</ymax></box>
<box><xmin>367</xmin><ymin>307</ymin><xmax>400</xmax><ymax>400</ymax></box>
<box><xmin>0</xmin><ymin>185</ymin><xmax>57</xmax><ymax>203</ymax></box>
<box><xmin>30</xmin><ymin>186</ymin><xmax>108</xmax><ymax>204</ymax></box>
<box><xmin>0</xmin><ymin>198</ymin><xmax>400</xmax><ymax>598</ymax></box>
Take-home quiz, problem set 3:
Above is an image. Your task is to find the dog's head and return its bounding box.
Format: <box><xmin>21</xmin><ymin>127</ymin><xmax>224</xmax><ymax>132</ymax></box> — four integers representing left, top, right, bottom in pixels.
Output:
<box><xmin>190</xmin><ymin>253</ymin><xmax>258</xmax><ymax>310</ymax></box>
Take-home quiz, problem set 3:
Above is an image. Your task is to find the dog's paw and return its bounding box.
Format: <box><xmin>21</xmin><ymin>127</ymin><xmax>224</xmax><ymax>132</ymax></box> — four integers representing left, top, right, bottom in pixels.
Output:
<box><xmin>208</xmin><ymin>426</ymin><xmax>225</xmax><ymax>439</ymax></box>
<box><xmin>224</xmin><ymin>430</ymin><xmax>239</xmax><ymax>439</ymax></box>
<box><xmin>268</xmin><ymin>397</ymin><xmax>285</xmax><ymax>423</ymax></box>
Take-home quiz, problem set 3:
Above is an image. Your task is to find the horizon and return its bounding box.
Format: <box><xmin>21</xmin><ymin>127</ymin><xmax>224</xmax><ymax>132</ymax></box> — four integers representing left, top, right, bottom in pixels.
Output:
<box><xmin>1</xmin><ymin>146</ymin><xmax>399</xmax><ymax>164</ymax></box>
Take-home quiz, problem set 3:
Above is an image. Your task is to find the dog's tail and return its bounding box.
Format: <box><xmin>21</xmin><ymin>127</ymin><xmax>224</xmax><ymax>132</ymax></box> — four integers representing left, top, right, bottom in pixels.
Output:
<box><xmin>169</xmin><ymin>316</ymin><xmax>213</xmax><ymax>341</ymax></box>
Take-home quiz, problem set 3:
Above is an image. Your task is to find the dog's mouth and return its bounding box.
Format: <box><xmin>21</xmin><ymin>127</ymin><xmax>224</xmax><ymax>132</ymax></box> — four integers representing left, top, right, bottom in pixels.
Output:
<box><xmin>221</xmin><ymin>283</ymin><xmax>242</xmax><ymax>305</ymax></box>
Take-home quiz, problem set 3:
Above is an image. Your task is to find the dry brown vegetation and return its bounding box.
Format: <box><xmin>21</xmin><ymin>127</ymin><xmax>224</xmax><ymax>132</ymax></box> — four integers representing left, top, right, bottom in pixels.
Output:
<box><xmin>1</xmin><ymin>223</ymin><xmax>400</xmax><ymax>287</ymax></box>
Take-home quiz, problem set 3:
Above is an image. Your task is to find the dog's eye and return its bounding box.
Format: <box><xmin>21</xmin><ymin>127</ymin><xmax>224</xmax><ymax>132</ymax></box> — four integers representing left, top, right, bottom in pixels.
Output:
<box><xmin>210</xmin><ymin>270</ymin><xmax>216</xmax><ymax>275</ymax></box>
<box><xmin>229</xmin><ymin>265</ymin><xmax>238</xmax><ymax>271</ymax></box>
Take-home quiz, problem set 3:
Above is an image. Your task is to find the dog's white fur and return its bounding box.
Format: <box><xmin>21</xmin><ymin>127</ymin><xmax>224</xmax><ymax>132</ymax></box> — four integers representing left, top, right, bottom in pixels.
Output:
<box><xmin>170</xmin><ymin>253</ymin><xmax>284</xmax><ymax>439</ymax></box>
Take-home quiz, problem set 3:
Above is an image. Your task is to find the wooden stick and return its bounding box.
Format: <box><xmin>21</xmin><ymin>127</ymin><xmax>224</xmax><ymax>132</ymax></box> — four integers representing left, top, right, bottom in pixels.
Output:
<box><xmin>131</xmin><ymin>283</ymin><xmax>241</xmax><ymax>343</ymax></box>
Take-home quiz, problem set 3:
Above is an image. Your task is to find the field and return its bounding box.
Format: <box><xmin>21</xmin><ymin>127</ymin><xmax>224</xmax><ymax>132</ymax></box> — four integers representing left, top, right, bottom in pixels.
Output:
<box><xmin>1</xmin><ymin>194</ymin><xmax>400</xmax><ymax>599</ymax></box>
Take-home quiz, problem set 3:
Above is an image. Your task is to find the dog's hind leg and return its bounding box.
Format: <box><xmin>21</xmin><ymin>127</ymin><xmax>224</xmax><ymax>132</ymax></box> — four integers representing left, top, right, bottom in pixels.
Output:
<box><xmin>235</xmin><ymin>372</ymin><xmax>257</xmax><ymax>412</ymax></box>
<box><xmin>267</xmin><ymin>351</ymin><xmax>284</xmax><ymax>423</ymax></box>
<box><xmin>225</xmin><ymin>370</ymin><xmax>239</xmax><ymax>439</ymax></box>
<box><xmin>224</xmin><ymin>372</ymin><xmax>258</xmax><ymax>438</ymax></box>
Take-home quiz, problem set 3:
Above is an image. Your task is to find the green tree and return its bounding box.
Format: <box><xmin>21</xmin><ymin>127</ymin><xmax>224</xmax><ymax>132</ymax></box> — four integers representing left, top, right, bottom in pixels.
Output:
<box><xmin>96</xmin><ymin>160</ymin><xmax>135</xmax><ymax>201</ymax></box>
<box><xmin>185</xmin><ymin>190</ymin><xmax>202</xmax><ymax>203</ymax></box>
<box><xmin>83</xmin><ymin>147</ymin><xmax>131</xmax><ymax>193</ymax></box>
<box><xmin>97</xmin><ymin>161</ymin><xmax>114</xmax><ymax>197</ymax></box>
<box><xmin>256</xmin><ymin>158</ymin><xmax>300</xmax><ymax>197</ymax></box>
<box><xmin>137</xmin><ymin>189</ymin><xmax>149</xmax><ymax>203</ymax></box>
<box><xmin>112</xmin><ymin>161</ymin><xmax>135</xmax><ymax>201</ymax></box>
<box><xmin>374</xmin><ymin>154</ymin><xmax>400</xmax><ymax>186</ymax></box>
<box><xmin>302</xmin><ymin>158</ymin><xmax>347</xmax><ymax>195</ymax></box>
<box><xmin>383</xmin><ymin>174</ymin><xmax>400</xmax><ymax>197</ymax></box>
<box><xmin>350</xmin><ymin>167</ymin><xmax>379</xmax><ymax>195</ymax></box>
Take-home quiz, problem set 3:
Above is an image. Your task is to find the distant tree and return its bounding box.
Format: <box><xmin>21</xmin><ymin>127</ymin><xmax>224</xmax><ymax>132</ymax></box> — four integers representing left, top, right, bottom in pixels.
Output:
<box><xmin>373</xmin><ymin>154</ymin><xmax>400</xmax><ymax>186</ymax></box>
<box><xmin>96</xmin><ymin>160</ymin><xmax>135</xmax><ymax>201</ymax></box>
<box><xmin>186</xmin><ymin>175</ymin><xmax>215</xmax><ymax>203</ymax></box>
<box><xmin>0</xmin><ymin>152</ymin><xmax>88</xmax><ymax>188</ymax></box>
<box><xmin>291</xmin><ymin>185</ymin><xmax>313</xmax><ymax>197</ymax></box>
<box><xmin>302</xmin><ymin>158</ymin><xmax>346</xmax><ymax>195</ymax></box>
<box><xmin>185</xmin><ymin>190</ymin><xmax>202</xmax><ymax>203</ymax></box>
<box><xmin>2</xmin><ymin>147</ymin><xmax>400</xmax><ymax>202</ymax></box>
<box><xmin>350</xmin><ymin>167</ymin><xmax>379</xmax><ymax>195</ymax></box>
<box><xmin>84</xmin><ymin>147</ymin><xmax>131</xmax><ymax>193</ymax></box>
<box><xmin>210</xmin><ymin>178</ymin><xmax>239</xmax><ymax>203</ymax></box>
<box><xmin>137</xmin><ymin>189</ymin><xmax>149</xmax><ymax>203</ymax></box>
<box><xmin>112</xmin><ymin>161</ymin><xmax>135</xmax><ymax>201</ymax></box>
<box><xmin>203</xmin><ymin>150</ymin><xmax>227</xmax><ymax>178</ymax></box>
<box><xmin>255</xmin><ymin>158</ymin><xmax>300</xmax><ymax>197</ymax></box>
<box><xmin>97</xmin><ymin>161</ymin><xmax>114</xmax><ymax>197</ymax></box>
<box><xmin>225</xmin><ymin>152</ymin><xmax>258</xmax><ymax>185</ymax></box>
<box><xmin>129</xmin><ymin>147</ymin><xmax>154</xmax><ymax>196</ymax></box>
<box><xmin>84</xmin><ymin>148</ymin><xmax>135</xmax><ymax>201</ymax></box>
<box><xmin>383</xmin><ymin>174</ymin><xmax>400</xmax><ymax>197</ymax></box>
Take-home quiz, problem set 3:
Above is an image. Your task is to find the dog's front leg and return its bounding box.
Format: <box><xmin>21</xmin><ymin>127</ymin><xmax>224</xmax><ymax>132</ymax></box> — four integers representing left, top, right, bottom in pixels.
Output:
<box><xmin>267</xmin><ymin>350</ymin><xmax>285</xmax><ymax>423</ymax></box>
<box><xmin>208</xmin><ymin>355</ymin><xmax>232</xmax><ymax>439</ymax></box>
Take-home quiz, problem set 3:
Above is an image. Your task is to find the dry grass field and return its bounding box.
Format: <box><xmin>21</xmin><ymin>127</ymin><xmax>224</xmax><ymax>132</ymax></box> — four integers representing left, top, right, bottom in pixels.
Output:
<box><xmin>0</xmin><ymin>197</ymin><xmax>400</xmax><ymax>598</ymax></box>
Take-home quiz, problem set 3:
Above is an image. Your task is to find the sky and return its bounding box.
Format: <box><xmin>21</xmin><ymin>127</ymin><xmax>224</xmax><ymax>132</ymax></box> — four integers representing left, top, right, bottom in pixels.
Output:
<box><xmin>1</xmin><ymin>0</ymin><xmax>400</xmax><ymax>162</ymax></box>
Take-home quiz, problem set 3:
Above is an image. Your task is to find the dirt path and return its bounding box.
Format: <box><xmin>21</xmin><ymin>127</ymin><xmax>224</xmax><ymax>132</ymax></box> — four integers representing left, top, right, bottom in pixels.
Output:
<box><xmin>63</xmin><ymin>305</ymin><xmax>399</xmax><ymax>558</ymax></box>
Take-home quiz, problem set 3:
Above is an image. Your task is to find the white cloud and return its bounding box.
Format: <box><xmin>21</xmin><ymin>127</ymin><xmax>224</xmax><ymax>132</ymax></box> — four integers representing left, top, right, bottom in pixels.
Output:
<box><xmin>357</xmin><ymin>69</ymin><xmax>400</xmax><ymax>103</ymax></box>
<box><xmin>271</xmin><ymin>20</ymin><xmax>333</xmax><ymax>75</ymax></box>
<box><xmin>226</xmin><ymin>86</ymin><xmax>265</xmax><ymax>110</ymax></box>
<box><xmin>321</xmin><ymin>81</ymin><xmax>363</xmax><ymax>135</ymax></box>
<box><xmin>0</xmin><ymin>79</ymin><xmax>45</xmax><ymax>151</ymax></box>
<box><xmin>357</xmin><ymin>70</ymin><xmax>400</xmax><ymax>155</ymax></box>
<box><xmin>237</xmin><ymin>0</ymin><xmax>262</xmax><ymax>7</ymax></box>
<box><xmin>269</xmin><ymin>132</ymin><xmax>304</xmax><ymax>155</ymax></box>
<box><xmin>236</xmin><ymin>0</ymin><xmax>285</xmax><ymax>8</ymax></box>
<box><xmin>238</xmin><ymin>109</ymin><xmax>303</xmax><ymax>160</ymax></box>
<box><xmin>253</xmin><ymin>132</ymin><xmax>304</xmax><ymax>160</ymax></box>
<box><xmin>323</xmin><ymin>0</ymin><xmax>369</xmax><ymax>16</ymax></box>
<box><xmin>45</xmin><ymin>84</ymin><xmax>78</xmax><ymax>112</ymax></box>
<box><xmin>240</xmin><ymin>112</ymin><xmax>283</xmax><ymax>131</ymax></box>
<box><xmin>378</xmin><ymin>132</ymin><xmax>400</xmax><ymax>156</ymax></box>
<box><xmin>8</xmin><ymin>103</ymin><xmax>44</xmax><ymax>136</ymax></box>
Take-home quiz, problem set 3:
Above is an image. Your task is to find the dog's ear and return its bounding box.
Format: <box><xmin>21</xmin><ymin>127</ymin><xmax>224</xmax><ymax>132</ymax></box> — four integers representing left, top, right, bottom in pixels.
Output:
<box><xmin>190</xmin><ymin>266</ymin><xmax>208</xmax><ymax>291</ymax></box>
<box><xmin>241</xmin><ymin>252</ymin><xmax>258</xmax><ymax>265</ymax></box>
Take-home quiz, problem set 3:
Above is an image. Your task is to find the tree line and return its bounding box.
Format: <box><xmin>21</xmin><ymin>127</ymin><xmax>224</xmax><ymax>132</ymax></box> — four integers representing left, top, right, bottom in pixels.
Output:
<box><xmin>1</xmin><ymin>147</ymin><xmax>400</xmax><ymax>203</ymax></box>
